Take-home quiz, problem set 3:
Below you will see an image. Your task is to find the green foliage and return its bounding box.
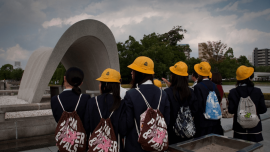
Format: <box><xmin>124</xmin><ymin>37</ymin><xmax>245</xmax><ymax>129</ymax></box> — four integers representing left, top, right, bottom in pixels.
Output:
<box><xmin>186</xmin><ymin>57</ymin><xmax>202</xmax><ymax>74</ymax></box>
<box><xmin>50</xmin><ymin>63</ymin><xmax>66</xmax><ymax>84</ymax></box>
<box><xmin>118</xmin><ymin>26</ymin><xmax>188</xmax><ymax>83</ymax></box>
<box><xmin>255</xmin><ymin>66</ymin><xmax>270</xmax><ymax>72</ymax></box>
<box><xmin>224</xmin><ymin>47</ymin><xmax>234</xmax><ymax>59</ymax></box>
<box><xmin>11</xmin><ymin>68</ymin><xmax>24</xmax><ymax>80</ymax></box>
<box><xmin>0</xmin><ymin>64</ymin><xmax>13</xmax><ymax>80</ymax></box>
<box><xmin>237</xmin><ymin>55</ymin><xmax>252</xmax><ymax>67</ymax></box>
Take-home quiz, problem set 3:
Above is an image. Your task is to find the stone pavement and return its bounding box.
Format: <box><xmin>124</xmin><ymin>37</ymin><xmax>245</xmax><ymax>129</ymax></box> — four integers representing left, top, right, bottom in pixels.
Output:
<box><xmin>21</xmin><ymin>109</ymin><xmax>270</xmax><ymax>152</ymax></box>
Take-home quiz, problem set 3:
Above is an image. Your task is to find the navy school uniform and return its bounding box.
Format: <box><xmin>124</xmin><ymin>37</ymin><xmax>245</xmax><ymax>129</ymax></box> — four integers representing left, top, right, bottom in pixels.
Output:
<box><xmin>193</xmin><ymin>80</ymin><xmax>224</xmax><ymax>137</ymax></box>
<box><xmin>84</xmin><ymin>93</ymin><xmax>126</xmax><ymax>151</ymax></box>
<box><xmin>51</xmin><ymin>89</ymin><xmax>90</xmax><ymax>124</ymax></box>
<box><xmin>164</xmin><ymin>87</ymin><xmax>198</xmax><ymax>145</ymax></box>
<box><xmin>122</xmin><ymin>83</ymin><xmax>170</xmax><ymax>152</ymax></box>
<box><xmin>228</xmin><ymin>86</ymin><xmax>267</xmax><ymax>142</ymax></box>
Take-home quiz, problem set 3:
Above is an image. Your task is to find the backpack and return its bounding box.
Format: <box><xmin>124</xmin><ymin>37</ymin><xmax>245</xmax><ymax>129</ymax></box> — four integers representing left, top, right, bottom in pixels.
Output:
<box><xmin>201</xmin><ymin>82</ymin><xmax>222</xmax><ymax>120</ymax></box>
<box><xmin>55</xmin><ymin>94</ymin><xmax>87</xmax><ymax>152</ymax></box>
<box><xmin>134</xmin><ymin>86</ymin><xmax>168</xmax><ymax>151</ymax></box>
<box><xmin>173</xmin><ymin>106</ymin><xmax>196</xmax><ymax>138</ymax></box>
<box><xmin>236</xmin><ymin>87</ymin><xmax>260</xmax><ymax>129</ymax></box>
<box><xmin>88</xmin><ymin>96</ymin><xmax>120</xmax><ymax>152</ymax></box>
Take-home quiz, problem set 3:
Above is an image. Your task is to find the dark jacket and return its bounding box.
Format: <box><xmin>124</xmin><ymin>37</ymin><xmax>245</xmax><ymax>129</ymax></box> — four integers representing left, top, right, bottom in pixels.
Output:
<box><xmin>228</xmin><ymin>86</ymin><xmax>267</xmax><ymax>133</ymax></box>
<box><xmin>51</xmin><ymin>90</ymin><xmax>90</xmax><ymax>124</ymax></box>
<box><xmin>122</xmin><ymin>84</ymin><xmax>170</xmax><ymax>152</ymax></box>
<box><xmin>193</xmin><ymin>80</ymin><xmax>222</xmax><ymax>128</ymax></box>
<box><xmin>84</xmin><ymin>93</ymin><xmax>126</xmax><ymax>151</ymax></box>
<box><xmin>164</xmin><ymin>87</ymin><xmax>198</xmax><ymax>145</ymax></box>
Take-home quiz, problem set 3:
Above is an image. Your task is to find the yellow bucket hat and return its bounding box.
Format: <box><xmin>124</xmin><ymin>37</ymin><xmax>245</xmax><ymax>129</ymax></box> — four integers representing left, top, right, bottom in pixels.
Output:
<box><xmin>154</xmin><ymin>79</ymin><xmax>162</xmax><ymax>88</ymax></box>
<box><xmin>96</xmin><ymin>68</ymin><xmax>121</xmax><ymax>83</ymax></box>
<box><xmin>194</xmin><ymin>62</ymin><xmax>211</xmax><ymax>76</ymax></box>
<box><xmin>236</xmin><ymin>65</ymin><xmax>254</xmax><ymax>80</ymax></box>
<box><xmin>209</xmin><ymin>72</ymin><xmax>212</xmax><ymax>79</ymax></box>
<box><xmin>127</xmin><ymin>56</ymin><xmax>154</xmax><ymax>74</ymax></box>
<box><xmin>170</xmin><ymin>61</ymin><xmax>188</xmax><ymax>76</ymax></box>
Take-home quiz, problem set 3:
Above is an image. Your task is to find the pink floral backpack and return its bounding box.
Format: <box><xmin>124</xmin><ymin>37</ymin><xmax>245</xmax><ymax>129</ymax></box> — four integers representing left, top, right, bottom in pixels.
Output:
<box><xmin>88</xmin><ymin>96</ymin><xmax>120</xmax><ymax>152</ymax></box>
<box><xmin>55</xmin><ymin>94</ymin><xmax>87</xmax><ymax>152</ymax></box>
<box><xmin>134</xmin><ymin>86</ymin><xmax>169</xmax><ymax>151</ymax></box>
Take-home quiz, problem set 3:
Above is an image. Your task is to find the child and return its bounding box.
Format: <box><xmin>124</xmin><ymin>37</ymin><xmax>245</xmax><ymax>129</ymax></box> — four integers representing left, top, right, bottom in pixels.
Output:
<box><xmin>193</xmin><ymin>62</ymin><xmax>223</xmax><ymax>137</ymax></box>
<box><xmin>164</xmin><ymin>61</ymin><xmax>198</xmax><ymax>144</ymax></box>
<box><xmin>228</xmin><ymin>65</ymin><xmax>267</xmax><ymax>142</ymax></box>
<box><xmin>123</xmin><ymin>56</ymin><xmax>170</xmax><ymax>152</ymax></box>
<box><xmin>51</xmin><ymin>67</ymin><xmax>90</xmax><ymax>124</ymax></box>
<box><xmin>84</xmin><ymin>68</ymin><xmax>126</xmax><ymax>151</ymax></box>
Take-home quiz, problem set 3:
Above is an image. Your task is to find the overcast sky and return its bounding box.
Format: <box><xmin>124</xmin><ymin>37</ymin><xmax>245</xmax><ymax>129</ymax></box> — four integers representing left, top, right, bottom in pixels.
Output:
<box><xmin>0</xmin><ymin>0</ymin><xmax>269</xmax><ymax>69</ymax></box>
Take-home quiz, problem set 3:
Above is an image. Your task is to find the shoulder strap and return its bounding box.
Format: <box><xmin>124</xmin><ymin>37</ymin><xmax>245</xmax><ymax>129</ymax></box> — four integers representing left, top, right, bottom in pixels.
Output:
<box><xmin>157</xmin><ymin>88</ymin><xmax>162</xmax><ymax>110</ymax></box>
<box><xmin>200</xmin><ymin>82</ymin><xmax>209</xmax><ymax>91</ymax></box>
<box><xmin>135</xmin><ymin>84</ymin><xmax>151</xmax><ymax>108</ymax></box>
<box><xmin>212</xmin><ymin>83</ymin><xmax>216</xmax><ymax>92</ymax></box>
<box><xmin>74</xmin><ymin>94</ymin><xmax>82</xmax><ymax>111</ymax></box>
<box><xmin>95</xmin><ymin>96</ymin><xmax>114</xmax><ymax>119</ymax></box>
<box><xmin>57</xmin><ymin>95</ymin><xmax>65</xmax><ymax>111</ymax></box>
<box><xmin>95</xmin><ymin>96</ymin><xmax>102</xmax><ymax>118</ymax></box>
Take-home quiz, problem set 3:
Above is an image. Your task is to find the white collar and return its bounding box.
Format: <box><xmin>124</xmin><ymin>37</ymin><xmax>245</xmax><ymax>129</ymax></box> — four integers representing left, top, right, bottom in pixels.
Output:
<box><xmin>203</xmin><ymin>78</ymin><xmax>209</xmax><ymax>81</ymax></box>
<box><xmin>63</xmin><ymin>88</ymin><xmax>72</xmax><ymax>91</ymax></box>
<box><xmin>142</xmin><ymin>80</ymin><xmax>153</xmax><ymax>85</ymax></box>
<box><xmin>239</xmin><ymin>84</ymin><xmax>247</xmax><ymax>86</ymax></box>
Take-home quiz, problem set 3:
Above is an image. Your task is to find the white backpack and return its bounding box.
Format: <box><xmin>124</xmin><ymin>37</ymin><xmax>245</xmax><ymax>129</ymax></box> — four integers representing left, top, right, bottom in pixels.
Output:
<box><xmin>236</xmin><ymin>88</ymin><xmax>260</xmax><ymax>129</ymax></box>
<box><xmin>200</xmin><ymin>83</ymin><xmax>222</xmax><ymax>120</ymax></box>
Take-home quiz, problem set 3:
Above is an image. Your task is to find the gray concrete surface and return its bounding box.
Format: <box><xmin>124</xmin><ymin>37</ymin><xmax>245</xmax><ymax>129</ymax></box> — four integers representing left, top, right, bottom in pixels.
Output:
<box><xmin>18</xmin><ymin>19</ymin><xmax>119</xmax><ymax>103</ymax></box>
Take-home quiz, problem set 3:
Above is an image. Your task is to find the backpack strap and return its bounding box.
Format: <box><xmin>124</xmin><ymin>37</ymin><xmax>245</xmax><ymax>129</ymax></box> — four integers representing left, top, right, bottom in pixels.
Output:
<box><xmin>74</xmin><ymin>94</ymin><xmax>82</xmax><ymax>111</ymax></box>
<box><xmin>95</xmin><ymin>96</ymin><xmax>103</xmax><ymax>118</ymax></box>
<box><xmin>200</xmin><ymin>82</ymin><xmax>209</xmax><ymax>91</ymax></box>
<box><xmin>157</xmin><ymin>88</ymin><xmax>162</xmax><ymax>110</ymax></box>
<box><xmin>57</xmin><ymin>95</ymin><xmax>65</xmax><ymax>111</ymax></box>
<box><xmin>135</xmin><ymin>84</ymin><xmax>151</xmax><ymax>108</ymax></box>
<box><xmin>95</xmin><ymin>96</ymin><xmax>114</xmax><ymax>119</ymax></box>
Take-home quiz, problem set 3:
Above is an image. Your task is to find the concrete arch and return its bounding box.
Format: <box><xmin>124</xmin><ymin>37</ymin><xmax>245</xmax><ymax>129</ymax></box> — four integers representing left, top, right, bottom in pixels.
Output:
<box><xmin>18</xmin><ymin>19</ymin><xmax>119</xmax><ymax>103</ymax></box>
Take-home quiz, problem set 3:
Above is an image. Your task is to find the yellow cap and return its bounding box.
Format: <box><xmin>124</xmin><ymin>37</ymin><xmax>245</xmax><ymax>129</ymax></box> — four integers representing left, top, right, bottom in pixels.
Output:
<box><xmin>127</xmin><ymin>56</ymin><xmax>154</xmax><ymax>74</ymax></box>
<box><xmin>209</xmin><ymin>72</ymin><xmax>212</xmax><ymax>79</ymax></box>
<box><xmin>169</xmin><ymin>61</ymin><xmax>188</xmax><ymax>76</ymax></box>
<box><xmin>154</xmin><ymin>79</ymin><xmax>162</xmax><ymax>88</ymax></box>
<box><xmin>194</xmin><ymin>62</ymin><xmax>211</xmax><ymax>76</ymax></box>
<box><xmin>96</xmin><ymin>68</ymin><xmax>121</xmax><ymax>83</ymax></box>
<box><xmin>236</xmin><ymin>66</ymin><xmax>254</xmax><ymax>80</ymax></box>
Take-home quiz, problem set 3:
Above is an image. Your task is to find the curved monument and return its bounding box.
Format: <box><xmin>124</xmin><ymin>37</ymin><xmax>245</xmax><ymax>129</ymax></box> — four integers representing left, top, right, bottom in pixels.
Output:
<box><xmin>18</xmin><ymin>19</ymin><xmax>119</xmax><ymax>103</ymax></box>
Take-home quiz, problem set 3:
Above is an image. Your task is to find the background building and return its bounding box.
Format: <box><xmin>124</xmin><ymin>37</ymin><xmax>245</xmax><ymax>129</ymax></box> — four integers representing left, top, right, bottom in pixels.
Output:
<box><xmin>248</xmin><ymin>55</ymin><xmax>253</xmax><ymax>65</ymax></box>
<box><xmin>253</xmin><ymin>48</ymin><xmax>270</xmax><ymax>67</ymax></box>
<box><xmin>198</xmin><ymin>43</ymin><xmax>204</xmax><ymax>60</ymax></box>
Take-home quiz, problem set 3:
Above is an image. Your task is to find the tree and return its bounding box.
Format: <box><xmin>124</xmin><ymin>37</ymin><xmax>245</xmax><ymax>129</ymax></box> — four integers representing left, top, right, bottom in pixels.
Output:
<box><xmin>200</xmin><ymin>40</ymin><xmax>228</xmax><ymax>63</ymax></box>
<box><xmin>186</xmin><ymin>57</ymin><xmax>202</xmax><ymax>74</ymax></box>
<box><xmin>118</xmin><ymin>26</ymin><xmax>188</xmax><ymax>83</ymax></box>
<box><xmin>255</xmin><ymin>66</ymin><xmax>270</xmax><ymax>72</ymax></box>
<box><xmin>11</xmin><ymin>68</ymin><xmax>24</xmax><ymax>81</ymax></box>
<box><xmin>237</xmin><ymin>55</ymin><xmax>252</xmax><ymax>67</ymax></box>
<box><xmin>0</xmin><ymin>64</ymin><xmax>13</xmax><ymax>80</ymax></box>
<box><xmin>50</xmin><ymin>63</ymin><xmax>66</xmax><ymax>84</ymax></box>
<box><xmin>224</xmin><ymin>47</ymin><xmax>234</xmax><ymax>59</ymax></box>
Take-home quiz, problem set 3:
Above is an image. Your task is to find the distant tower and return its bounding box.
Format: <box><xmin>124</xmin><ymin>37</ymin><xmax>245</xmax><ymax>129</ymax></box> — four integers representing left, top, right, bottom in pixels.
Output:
<box><xmin>14</xmin><ymin>61</ymin><xmax>21</xmax><ymax>69</ymax></box>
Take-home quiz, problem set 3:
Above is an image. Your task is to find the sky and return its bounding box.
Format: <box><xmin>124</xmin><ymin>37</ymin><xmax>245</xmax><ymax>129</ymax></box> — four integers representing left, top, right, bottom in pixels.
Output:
<box><xmin>0</xmin><ymin>0</ymin><xmax>269</xmax><ymax>69</ymax></box>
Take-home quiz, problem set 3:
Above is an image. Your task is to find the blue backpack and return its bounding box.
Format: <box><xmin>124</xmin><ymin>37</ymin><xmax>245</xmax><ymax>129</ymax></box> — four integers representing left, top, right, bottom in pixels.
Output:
<box><xmin>201</xmin><ymin>83</ymin><xmax>222</xmax><ymax>120</ymax></box>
